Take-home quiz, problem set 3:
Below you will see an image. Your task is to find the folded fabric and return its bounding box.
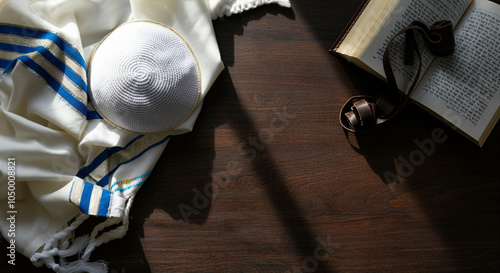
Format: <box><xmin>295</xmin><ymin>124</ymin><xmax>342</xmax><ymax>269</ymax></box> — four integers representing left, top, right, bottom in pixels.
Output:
<box><xmin>0</xmin><ymin>0</ymin><xmax>290</xmax><ymax>272</ymax></box>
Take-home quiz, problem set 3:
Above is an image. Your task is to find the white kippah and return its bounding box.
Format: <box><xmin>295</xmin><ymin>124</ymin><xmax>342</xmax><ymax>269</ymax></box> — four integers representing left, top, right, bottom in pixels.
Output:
<box><xmin>88</xmin><ymin>20</ymin><xmax>201</xmax><ymax>134</ymax></box>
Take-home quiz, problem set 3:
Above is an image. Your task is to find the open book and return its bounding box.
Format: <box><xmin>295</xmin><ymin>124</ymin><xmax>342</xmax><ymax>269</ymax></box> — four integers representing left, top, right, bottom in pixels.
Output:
<box><xmin>331</xmin><ymin>0</ymin><xmax>500</xmax><ymax>147</ymax></box>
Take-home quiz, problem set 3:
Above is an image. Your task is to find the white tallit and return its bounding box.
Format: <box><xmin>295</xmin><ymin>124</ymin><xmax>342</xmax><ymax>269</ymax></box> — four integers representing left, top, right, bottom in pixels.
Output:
<box><xmin>0</xmin><ymin>0</ymin><xmax>290</xmax><ymax>272</ymax></box>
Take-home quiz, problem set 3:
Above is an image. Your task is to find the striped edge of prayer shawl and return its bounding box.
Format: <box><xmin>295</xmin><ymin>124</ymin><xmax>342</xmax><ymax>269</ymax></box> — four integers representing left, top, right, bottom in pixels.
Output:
<box><xmin>69</xmin><ymin>178</ymin><xmax>126</xmax><ymax>218</ymax></box>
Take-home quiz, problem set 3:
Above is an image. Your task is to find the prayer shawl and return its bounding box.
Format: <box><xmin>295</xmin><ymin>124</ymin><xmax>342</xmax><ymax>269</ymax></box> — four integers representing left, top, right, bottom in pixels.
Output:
<box><xmin>0</xmin><ymin>0</ymin><xmax>290</xmax><ymax>272</ymax></box>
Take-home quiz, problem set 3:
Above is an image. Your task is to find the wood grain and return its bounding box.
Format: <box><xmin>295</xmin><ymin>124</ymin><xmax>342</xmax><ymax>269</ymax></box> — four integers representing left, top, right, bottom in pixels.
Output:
<box><xmin>1</xmin><ymin>0</ymin><xmax>499</xmax><ymax>272</ymax></box>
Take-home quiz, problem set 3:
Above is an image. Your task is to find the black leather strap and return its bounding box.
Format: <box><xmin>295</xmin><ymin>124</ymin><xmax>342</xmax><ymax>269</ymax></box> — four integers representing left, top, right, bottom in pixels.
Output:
<box><xmin>340</xmin><ymin>20</ymin><xmax>455</xmax><ymax>133</ymax></box>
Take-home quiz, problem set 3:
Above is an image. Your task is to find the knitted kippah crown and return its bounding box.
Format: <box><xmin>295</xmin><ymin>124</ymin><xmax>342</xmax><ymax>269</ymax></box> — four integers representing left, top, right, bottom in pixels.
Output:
<box><xmin>88</xmin><ymin>20</ymin><xmax>201</xmax><ymax>134</ymax></box>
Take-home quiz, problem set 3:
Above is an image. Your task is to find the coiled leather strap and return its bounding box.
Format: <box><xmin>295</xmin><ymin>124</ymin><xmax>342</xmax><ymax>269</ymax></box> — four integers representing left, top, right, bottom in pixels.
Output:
<box><xmin>340</xmin><ymin>20</ymin><xmax>455</xmax><ymax>133</ymax></box>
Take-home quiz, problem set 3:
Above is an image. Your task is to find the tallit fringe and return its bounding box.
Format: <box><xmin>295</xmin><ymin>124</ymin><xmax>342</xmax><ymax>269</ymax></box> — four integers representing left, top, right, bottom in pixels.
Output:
<box><xmin>212</xmin><ymin>0</ymin><xmax>291</xmax><ymax>19</ymax></box>
<box><xmin>30</xmin><ymin>197</ymin><xmax>134</xmax><ymax>273</ymax></box>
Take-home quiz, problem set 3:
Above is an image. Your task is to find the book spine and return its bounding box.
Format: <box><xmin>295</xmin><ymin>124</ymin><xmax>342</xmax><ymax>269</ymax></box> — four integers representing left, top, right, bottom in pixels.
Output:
<box><xmin>330</xmin><ymin>0</ymin><xmax>372</xmax><ymax>53</ymax></box>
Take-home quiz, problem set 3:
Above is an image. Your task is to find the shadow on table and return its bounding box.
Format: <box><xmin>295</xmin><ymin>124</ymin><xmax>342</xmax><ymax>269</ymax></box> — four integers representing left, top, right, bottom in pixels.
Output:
<box><xmin>101</xmin><ymin>69</ymin><xmax>335</xmax><ymax>272</ymax></box>
<box><xmin>346</xmin><ymin>108</ymin><xmax>500</xmax><ymax>271</ymax></box>
<box><xmin>93</xmin><ymin>4</ymin><xmax>334</xmax><ymax>272</ymax></box>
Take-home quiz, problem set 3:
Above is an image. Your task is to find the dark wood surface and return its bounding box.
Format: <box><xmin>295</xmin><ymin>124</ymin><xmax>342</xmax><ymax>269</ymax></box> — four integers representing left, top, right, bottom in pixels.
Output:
<box><xmin>2</xmin><ymin>0</ymin><xmax>500</xmax><ymax>272</ymax></box>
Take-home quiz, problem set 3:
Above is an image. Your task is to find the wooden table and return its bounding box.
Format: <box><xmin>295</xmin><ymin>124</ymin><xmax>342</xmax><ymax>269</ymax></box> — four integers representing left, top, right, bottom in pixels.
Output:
<box><xmin>2</xmin><ymin>0</ymin><xmax>499</xmax><ymax>272</ymax></box>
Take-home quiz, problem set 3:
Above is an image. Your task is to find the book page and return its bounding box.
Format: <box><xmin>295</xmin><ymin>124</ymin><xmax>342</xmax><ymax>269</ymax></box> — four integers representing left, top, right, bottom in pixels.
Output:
<box><xmin>411</xmin><ymin>0</ymin><xmax>500</xmax><ymax>144</ymax></box>
<box><xmin>359</xmin><ymin>0</ymin><xmax>472</xmax><ymax>92</ymax></box>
